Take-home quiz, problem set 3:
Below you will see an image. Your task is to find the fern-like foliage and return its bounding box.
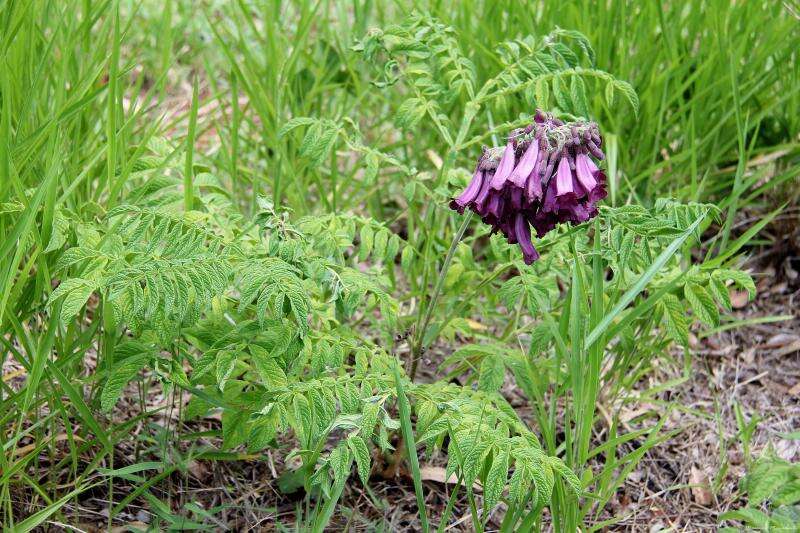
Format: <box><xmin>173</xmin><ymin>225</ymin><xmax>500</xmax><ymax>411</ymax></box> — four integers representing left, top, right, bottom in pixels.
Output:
<box><xmin>49</xmin><ymin>171</ymin><xmax>585</xmax><ymax>521</ymax></box>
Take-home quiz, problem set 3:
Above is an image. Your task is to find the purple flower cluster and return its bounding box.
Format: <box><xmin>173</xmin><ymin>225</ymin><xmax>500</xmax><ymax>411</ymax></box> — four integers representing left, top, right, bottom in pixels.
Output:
<box><xmin>450</xmin><ymin>110</ymin><xmax>607</xmax><ymax>264</ymax></box>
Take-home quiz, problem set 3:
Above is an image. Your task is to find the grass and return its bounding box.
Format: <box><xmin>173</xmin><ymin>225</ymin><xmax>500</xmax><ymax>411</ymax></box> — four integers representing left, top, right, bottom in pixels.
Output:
<box><xmin>1</xmin><ymin>0</ymin><xmax>798</xmax><ymax>530</ymax></box>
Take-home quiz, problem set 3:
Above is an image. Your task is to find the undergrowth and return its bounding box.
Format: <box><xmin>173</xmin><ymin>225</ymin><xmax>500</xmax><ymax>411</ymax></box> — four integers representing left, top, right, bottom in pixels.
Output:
<box><xmin>1</xmin><ymin>1</ymin><xmax>798</xmax><ymax>531</ymax></box>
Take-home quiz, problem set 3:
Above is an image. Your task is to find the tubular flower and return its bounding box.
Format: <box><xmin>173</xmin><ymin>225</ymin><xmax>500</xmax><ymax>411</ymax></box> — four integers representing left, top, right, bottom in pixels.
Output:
<box><xmin>449</xmin><ymin>110</ymin><xmax>607</xmax><ymax>264</ymax></box>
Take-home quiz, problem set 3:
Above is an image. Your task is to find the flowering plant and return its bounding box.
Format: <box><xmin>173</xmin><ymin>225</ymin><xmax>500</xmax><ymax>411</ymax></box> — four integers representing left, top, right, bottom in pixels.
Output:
<box><xmin>451</xmin><ymin>110</ymin><xmax>607</xmax><ymax>263</ymax></box>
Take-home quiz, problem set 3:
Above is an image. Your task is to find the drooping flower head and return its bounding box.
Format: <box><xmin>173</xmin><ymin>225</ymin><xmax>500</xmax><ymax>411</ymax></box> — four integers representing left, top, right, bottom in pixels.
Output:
<box><xmin>449</xmin><ymin>110</ymin><xmax>607</xmax><ymax>264</ymax></box>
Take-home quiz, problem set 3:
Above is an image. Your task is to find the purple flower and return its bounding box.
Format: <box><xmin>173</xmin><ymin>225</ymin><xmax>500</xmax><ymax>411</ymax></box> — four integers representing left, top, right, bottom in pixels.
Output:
<box><xmin>509</xmin><ymin>139</ymin><xmax>539</xmax><ymax>188</ymax></box>
<box><xmin>489</xmin><ymin>141</ymin><xmax>516</xmax><ymax>190</ymax></box>
<box><xmin>450</xmin><ymin>169</ymin><xmax>484</xmax><ymax>214</ymax></box>
<box><xmin>515</xmin><ymin>213</ymin><xmax>539</xmax><ymax>265</ymax></box>
<box><xmin>449</xmin><ymin>110</ymin><xmax>607</xmax><ymax>264</ymax></box>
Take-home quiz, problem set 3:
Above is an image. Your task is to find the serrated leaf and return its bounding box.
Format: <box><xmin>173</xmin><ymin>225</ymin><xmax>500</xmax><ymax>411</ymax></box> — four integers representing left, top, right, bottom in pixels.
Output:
<box><xmin>483</xmin><ymin>449</ymin><xmax>509</xmax><ymax>510</ymax></box>
<box><xmin>773</xmin><ymin>479</ymin><xmax>800</xmax><ymax>506</ymax></box>
<box><xmin>347</xmin><ymin>435</ymin><xmax>371</xmax><ymax>486</ymax></box>
<box><xmin>552</xmin><ymin>75</ymin><xmax>570</xmax><ymax>110</ymax></box>
<box><xmin>720</xmin><ymin>269</ymin><xmax>756</xmax><ymax>298</ymax></box>
<box><xmin>385</xmin><ymin>234</ymin><xmax>400</xmax><ymax>263</ymax></box>
<box><xmin>745</xmin><ymin>459</ymin><xmax>790</xmax><ymax>505</ymax></box>
<box><xmin>478</xmin><ymin>355</ymin><xmax>505</xmax><ymax>392</ymax></box>
<box><xmin>547</xmin><ymin>457</ymin><xmax>582</xmax><ymax>496</ymax></box>
<box><xmin>613</xmin><ymin>80</ymin><xmax>639</xmax><ymax>115</ymax></box>
<box><xmin>360</xmin><ymin>401</ymin><xmax>379</xmax><ymax>439</ymax></box>
<box><xmin>570</xmin><ymin>75</ymin><xmax>588</xmax><ymax>117</ymax></box>
<box><xmin>708</xmin><ymin>277</ymin><xmax>732</xmax><ymax>312</ymax></box>
<box><xmin>373</xmin><ymin>229</ymin><xmax>388</xmax><ymax>261</ymax></box>
<box><xmin>216</xmin><ymin>351</ymin><xmax>237</xmax><ymax>391</ymax></box>
<box><xmin>396</xmin><ymin>97</ymin><xmax>427</xmax><ymax>129</ymax></box>
<box><xmin>401</xmin><ymin>245</ymin><xmax>415</xmax><ymax>272</ymax></box>
<box><xmin>684</xmin><ymin>283</ymin><xmax>719</xmax><ymax>327</ymax></box>
<box><xmin>719</xmin><ymin>508</ymin><xmax>769</xmax><ymax>529</ymax></box>
<box><xmin>57</xmin><ymin>281</ymin><xmax>96</xmax><ymax>324</ymax></box>
<box><xmin>278</xmin><ymin>116</ymin><xmax>317</xmax><ymax>137</ymax></box>
<box><xmin>534</xmin><ymin>78</ymin><xmax>549</xmax><ymax>109</ymax></box>
<box><xmin>358</xmin><ymin>224</ymin><xmax>374</xmax><ymax>261</ymax></box>
<box><xmin>329</xmin><ymin>444</ymin><xmax>353</xmax><ymax>487</ymax></box>
<box><xmin>604</xmin><ymin>81</ymin><xmax>616</xmax><ymax>107</ymax></box>
<box><xmin>529</xmin><ymin>324</ymin><xmax>552</xmax><ymax>355</ymax></box>
<box><xmin>222</xmin><ymin>409</ymin><xmax>249</xmax><ymax>449</ymax></box>
<box><xmin>45</xmin><ymin>210</ymin><xmax>69</xmax><ymax>253</ymax></box>
<box><xmin>661</xmin><ymin>293</ymin><xmax>689</xmax><ymax>347</ymax></box>
<box><xmin>101</xmin><ymin>351</ymin><xmax>151</xmax><ymax>412</ymax></box>
<box><xmin>293</xmin><ymin>394</ymin><xmax>313</xmax><ymax>445</ymax></box>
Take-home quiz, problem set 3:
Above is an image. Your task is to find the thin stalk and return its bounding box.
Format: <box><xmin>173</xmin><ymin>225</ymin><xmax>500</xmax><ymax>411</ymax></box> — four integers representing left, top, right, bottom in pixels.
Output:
<box><xmin>409</xmin><ymin>211</ymin><xmax>472</xmax><ymax>380</ymax></box>
<box><xmin>183</xmin><ymin>74</ymin><xmax>199</xmax><ymax>212</ymax></box>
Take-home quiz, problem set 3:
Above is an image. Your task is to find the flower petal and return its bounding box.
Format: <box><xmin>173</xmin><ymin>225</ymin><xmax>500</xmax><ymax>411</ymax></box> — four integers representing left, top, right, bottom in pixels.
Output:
<box><xmin>489</xmin><ymin>141</ymin><xmax>516</xmax><ymax>190</ymax></box>
<box><xmin>509</xmin><ymin>141</ymin><xmax>539</xmax><ymax>188</ymax></box>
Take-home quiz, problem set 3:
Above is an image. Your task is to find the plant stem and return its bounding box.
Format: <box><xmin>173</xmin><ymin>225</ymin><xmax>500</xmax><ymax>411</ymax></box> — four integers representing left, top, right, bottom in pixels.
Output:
<box><xmin>183</xmin><ymin>74</ymin><xmax>199</xmax><ymax>212</ymax></box>
<box><xmin>409</xmin><ymin>211</ymin><xmax>472</xmax><ymax>380</ymax></box>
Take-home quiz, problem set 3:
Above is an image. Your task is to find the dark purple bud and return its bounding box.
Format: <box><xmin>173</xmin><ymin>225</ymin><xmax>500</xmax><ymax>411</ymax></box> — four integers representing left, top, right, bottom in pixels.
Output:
<box><xmin>586</xmin><ymin>139</ymin><xmax>605</xmax><ymax>160</ymax></box>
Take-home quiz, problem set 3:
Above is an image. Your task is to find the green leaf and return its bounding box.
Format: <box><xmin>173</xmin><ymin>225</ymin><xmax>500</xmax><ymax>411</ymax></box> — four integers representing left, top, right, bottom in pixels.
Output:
<box><xmin>552</xmin><ymin>75</ymin><xmax>570</xmax><ymax>110</ymax></box>
<box><xmin>251</xmin><ymin>349</ymin><xmax>288</xmax><ymax>388</ymax></box>
<box><xmin>385</xmin><ymin>233</ymin><xmax>400</xmax><ymax>263</ymax></box>
<box><xmin>684</xmin><ymin>282</ymin><xmax>719</xmax><ymax>327</ymax></box>
<box><xmin>401</xmin><ymin>245</ymin><xmax>415</xmax><ymax>272</ymax></box>
<box><xmin>720</xmin><ymin>269</ymin><xmax>756</xmax><ymax>298</ymax></box>
<box><xmin>547</xmin><ymin>457</ymin><xmax>582</xmax><ymax>496</ymax></box>
<box><xmin>613</xmin><ymin>79</ymin><xmax>639</xmax><ymax>115</ymax></box>
<box><xmin>570</xmin><ymin>75</ymin><xmax>588</xmax><ymax>117</ymax></box>
<box><xmin>293</xmin><ymin>394</ymin><xmax>313</xmax><ymax>445</ymax></box>
<box><xmin>215</xmin><ymin>351</ymin><xmax>237</xmax><ymax>391</ymax></box>
<box><xmin>347</xmin><ymin>435</ymin><xmax>371</xmax><ymax>486</ymax></box>
<box><xmin>719</xmin><ymin>508</ymin><xmax>769</xmax><ymax>529</ymax></box>
<box><xmin>483</xmin><ymin>449</ymin><xmax>509</xmax><ymax>510</ymax></box>
<box><xmin>222</xmin><ymin>409</ymin><xmax>249</xmax><ymax>449</ymax></box>
<box><xmin>329</xmin><ymin>444</ymin><xmax>353</xmax><ymax>487</ymax></box>
<box><xmin>278</xmin><ymin>116</ymin><xmax>317</xmax><ymax>137</ymax></box>
<box><xmin>44</xmin><ymin>209</ymin><xmax>69</xmax><ymax>253</ymax></box>
<box><xmin>745</xmin><ymin>459</ymin><xmax>790</xmax><ymax>505</ymax></box>
<box><xmin>773</xmin><ymin>479</ymin><xmax>800</xmax><ymax>506</ymax></box>
<box><xmin>373</xmin><ymin>229</ymin><xmax>388</xmax><ymax>261</ymax></box>
<box><xmin>478</xmin><ymin>355</ymin><xmax>505</xmax><ymax>392</ymax></box>
<box><xmin>534</xmin><ymin>78</ymin><xmax>549</xmax><ymax>108</ymax></box>
<box><xmin>661</xmin><ymin>294</ymin><xmax>689</xmax><ymax>347</ymax></box>
<box><xmin>53</xmin><ymin>280</ymin><xmax>96</xmax><ymax>324</ymax></box>
<box><xmin>708</xmin><ymin>277</ymin><xmax>732</xmax><ymax>311</ymax></box>
<box><xmin>396</xmin><ymin>98</ymin><xmax>427</xmax><ymax>129</ymax></box>
<box><xmin>101</xmin><ymin>351</ymin><xmax>151</xmax><ymax>412</ymax></box>
<box><xmin>358</xmin><ymin>224</ymin><xmax>374</xmax><ymax>261</ymax></box>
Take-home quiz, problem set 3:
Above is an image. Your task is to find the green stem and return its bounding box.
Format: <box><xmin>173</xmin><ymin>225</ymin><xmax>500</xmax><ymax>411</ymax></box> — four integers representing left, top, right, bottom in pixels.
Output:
<box><xmin>409</xmin><ymin>211</ymin><xmax>472</xmax><ymax>380</ymax></box>
<box><xmin>183</xmin><ymin>74</ymin><xmax>199</xmax><ymax>212</ymax></box>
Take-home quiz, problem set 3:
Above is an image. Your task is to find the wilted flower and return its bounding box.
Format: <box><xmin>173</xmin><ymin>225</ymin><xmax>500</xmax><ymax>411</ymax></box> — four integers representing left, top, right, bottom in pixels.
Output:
<box><xmin>449</xmin><ymin>110</ymin><xmax>607</xmax><ymax>264</ymax></box>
